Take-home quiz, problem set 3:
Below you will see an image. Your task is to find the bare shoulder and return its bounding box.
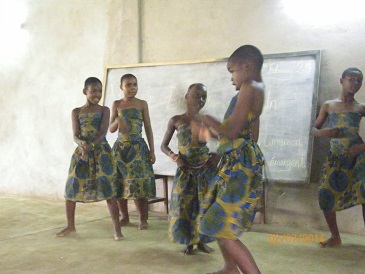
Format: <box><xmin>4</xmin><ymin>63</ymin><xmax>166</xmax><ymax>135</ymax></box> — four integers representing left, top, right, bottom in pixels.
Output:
<box><xmin>359</xmin><ymin>102</ymin><xmax>365</xmax><ymax>108</ymax></box>
<box><xmin>358</xmin><ymin>102</ymin><xmax>365</xmax><ymax>114</ymax></box>
<box><xmin>170</xmin><ymin>114</ymin><xmax>183</xmax><ymax>123</ymax></box>
<box><xmin>101</xmin><ymin>105</ymin><xmax>110</xmax><ymax>113</ymax></box>
<box><xmin>252</xmin><ymin>81</ymin><xmax>265</xmax><ymax>98</ymax></box>
<box><xmin>323</xmin><ymin>98</ymin><xmax>340</xmax><ymax>112</ymax></box>
<box><xmin>112</xmin><ymin>99</ymin><xmax>122</xmax><ymax>105</ymax></box>
<box><xmin>240</xmin><ymin>81</ymin><xmax>264</xmax><ymax>96</ymax></box>
<box><xmin>113</xmin><ymin>99</ymin><xmax>124</xmax><ymax>107</ymax></box>
<box><xmin>173</xmin><ymin>114</ymin><xmax>189</xmax><ymax>129</ymax></box>
<box><xmin>136</xmin><ymin>98</ymin><xmax>148</xmax><ymax>110</ymax></box>
<box><xmin>320</xmin><ymin>99</ymin><xmax>337</xmax><ymax>108</ymax></box>
<box><xmin>136</xmin><ymin>97</ymin><xmax>147</xmax><ymax>105</ymax></box>
<box><xmin>240</xmin><ymin>81</ymin><xmax>265</xmax><ymax>113</ymax></box>
<box><xmin>324</xmin><ymin>98</ymin><xmax>339</xmax><ymax>105</ymax></box>
<box><xmin>252</xmin><ymin>80</ymin><xmax>265</xmax><ymax>91</ymax></box>
<box><xmin>72</xmin><ymin>107</ymin><xmax>81</xmax><ymax>116</ymax></box>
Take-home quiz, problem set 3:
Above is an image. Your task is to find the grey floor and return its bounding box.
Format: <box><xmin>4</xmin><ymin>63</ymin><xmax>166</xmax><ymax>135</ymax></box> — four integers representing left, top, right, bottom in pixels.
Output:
<box><xmin>0</xmin><ymin>195</ymin><xmax>364</xmax><ymax>274</ymax></box>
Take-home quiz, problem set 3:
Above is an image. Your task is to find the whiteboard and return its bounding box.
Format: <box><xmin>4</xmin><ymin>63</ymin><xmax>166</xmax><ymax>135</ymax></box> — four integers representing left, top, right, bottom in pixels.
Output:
<box><xmin>103</xmin><ymin>50</ymin><xmax>321</xmax><ymax>184</ymax></box>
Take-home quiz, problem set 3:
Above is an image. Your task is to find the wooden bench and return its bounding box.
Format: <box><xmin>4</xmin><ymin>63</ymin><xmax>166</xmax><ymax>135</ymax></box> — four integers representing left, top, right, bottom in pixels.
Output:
<box><xmin>148</xmin><ymin>174</ymin><xmax>169</xmax><ymax>214</ymax></box>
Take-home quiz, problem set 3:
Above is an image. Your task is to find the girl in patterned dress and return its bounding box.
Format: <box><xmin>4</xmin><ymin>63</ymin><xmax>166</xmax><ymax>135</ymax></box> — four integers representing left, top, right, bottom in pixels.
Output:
<box><xmin>56</xmin><ymin>77</ymin><xmax>123</xmax><ymax>241</ymax></box>
<box><xmin>109</xmin><ymin>74</ymin><xmax>156</xmax><ymax>230</ymax></box>
<box><xmin>191</xmin><ymin>45</ymin><xmax>265</xmax><ymax>274</ymax></box>
<box><xmin>313</xmin><ymin>67</ymin><xmax>365</xmax><ymax>248</ymax></box>
<box><xmin>161</xmin><ymin>83</ymin><xmax>218</xmax><ymax>255</ymax></box>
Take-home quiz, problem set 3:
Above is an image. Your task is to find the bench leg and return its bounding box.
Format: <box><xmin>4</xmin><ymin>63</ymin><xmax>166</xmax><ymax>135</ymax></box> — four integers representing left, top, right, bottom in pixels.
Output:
<box><xmin>162</xmin><ymin>177</ymin><xmax>169</xmax><ymax>214</ymax></box>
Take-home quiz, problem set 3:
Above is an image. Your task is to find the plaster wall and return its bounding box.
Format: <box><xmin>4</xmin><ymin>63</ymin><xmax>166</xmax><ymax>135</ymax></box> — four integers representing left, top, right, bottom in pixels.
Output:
<box><xmin>1</xmin><ymin>0</ymin><xmax>364</xmax><ymax>233</ymax></box>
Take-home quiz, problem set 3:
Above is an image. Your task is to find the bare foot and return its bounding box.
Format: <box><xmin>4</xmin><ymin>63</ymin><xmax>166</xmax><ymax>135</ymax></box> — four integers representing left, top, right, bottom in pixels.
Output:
<box><xmin>138</xmin><ymin>221</ymin><xmax>149</xmax><ymax>230</ymax></box>
<box><xmin>55</xmin><ymin>227</ymin><xmax>76</xmax><ymax>237</ymax></box>
<box><xmin>197</xmin><ymin>242</ymin><xmax>214</xmax><ymax>253</ymax></box>
<box><xmin>180</xmin><ymin>245</ymin><xmax>194</xmax><ymax>255</ymax></box>
<box><xmin>120</xmin><ymin>218</ymin><xmax>130</xmax><ymax>226</ymax></box>
<box><xmin>207</xmin><ymin>267</ymin><xmax>240</xmax><ymax>274</ymax></box>
<box><xmin>114</xmin><ymin>232</ymin><xmax>124</xmax><ymax>241</ymax></box>
<box><xmin>319</xmin><ymin>237</ymin><xmax>342</xmax><ymax>248</ymax></box>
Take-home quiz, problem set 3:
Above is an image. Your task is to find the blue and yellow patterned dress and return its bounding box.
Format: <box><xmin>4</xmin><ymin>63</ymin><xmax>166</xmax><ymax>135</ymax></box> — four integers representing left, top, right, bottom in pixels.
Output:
<box><xmin>169</xmin><ymin>123</ymin><xmax>216</xmax><ymax>246</ymax></box>
<box><xmin>65</xmin><ymin>112</ymin><xmax>120</xmax><ymax>203</ymax></box>
<box><xmin>319</xmin><ymin>112</ymin><xmax>365</xmax><ymax>211</ymax></box>
<box><xmin>199</xmin><ymin>93</ymin><xmax>264</xmax><ymax>239</ymax></box>
<box><xmin>112</xmin><ymin>108</ymin><xmax>156</xmax><ymax>199</ymax></box>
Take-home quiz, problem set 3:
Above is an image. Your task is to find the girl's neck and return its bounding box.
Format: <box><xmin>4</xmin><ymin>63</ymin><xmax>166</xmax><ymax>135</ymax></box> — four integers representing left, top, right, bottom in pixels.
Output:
<box><xmin>341</xmin><ymin>93</ymin><xmax>355</xmax><ymax>103</ymax></box>
<box><xmin>185</xmin><ymin>109</ymin><xmax>199</xmax><ymax>118</ymax></box>
<box><xmin>85</xmin><ymin>100</ymin><xmax>99</xmax><ymax>107</ymax></box>
<box><xmin>122</xmin><ymin>97</ymin><xmax>135</xmax><ymax>103</ymax></box>
<box><xmin>249</xmin><ymin>70</ymin><xmax>262</xmax><ymax>83</ymax></box>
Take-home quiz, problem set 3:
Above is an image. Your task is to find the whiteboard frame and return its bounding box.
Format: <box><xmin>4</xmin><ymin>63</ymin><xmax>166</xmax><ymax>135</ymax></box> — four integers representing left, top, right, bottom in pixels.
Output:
<box><xmin>102</xmin><ymin>50</ymin><xmax>321</xmax><ymax>184</ymax></box>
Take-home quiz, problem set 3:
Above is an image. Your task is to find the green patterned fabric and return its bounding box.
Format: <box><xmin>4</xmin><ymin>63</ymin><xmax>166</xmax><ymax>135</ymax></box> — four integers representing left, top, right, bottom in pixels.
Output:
<box><xmin>199</xmin><ymin>94</ymin><xmax>264</xmax><ymax>239</ymax></box>
<box><xmin>319</xmin><ymin>112</ymin><xmax>365</xmax><ymax>211</ymax></box>
<box><xmin>169</xmin><ymin>123</ymin><xmax>216</xmax><ymax>245</ymax></box>
<box><xmin>112</xmin><ymin>108</ymin><xmax>156</xmax><ymax>199</ymax></box>
<box><xmin>65</xmin><ymin>112</ymin><xmax>120</xmax><ymax>203</ymax></box>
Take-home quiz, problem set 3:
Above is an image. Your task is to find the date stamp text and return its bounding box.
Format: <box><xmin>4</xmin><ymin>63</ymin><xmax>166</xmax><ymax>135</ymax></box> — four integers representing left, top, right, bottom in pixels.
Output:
<box><xmin>268</xmin><ymin>233</ymin><xmax>325</xmax><ymax>245</ymax></box>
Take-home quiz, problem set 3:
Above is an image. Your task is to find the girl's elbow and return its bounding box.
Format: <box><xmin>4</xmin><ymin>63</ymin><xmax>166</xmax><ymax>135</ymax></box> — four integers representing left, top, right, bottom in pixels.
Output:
<box><xmin>160</xmin><ymin>144</ymin><xmax>166</xmax><ymax>152</ymax></box>
<box><xmin>224</xmin><ymin>131</ymin><xmax>240</xmax><ymax>140</ymax></box>
<box><xmin>231</xmin><ymin>127</ymin><xmax>243</xmax><ymax>139</ymax></box>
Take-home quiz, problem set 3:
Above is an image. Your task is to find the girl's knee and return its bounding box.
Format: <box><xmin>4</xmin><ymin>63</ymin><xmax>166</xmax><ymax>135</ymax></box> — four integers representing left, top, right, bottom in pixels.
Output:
<box><xmin>217</xmin><ymin>237</ymin><xmax>237</xmax><ymax>248</ymax></box>
<box><xmin>107</xmin><ymin>197</ymin><xmax>116</xmax><ymax>204</ymax></box>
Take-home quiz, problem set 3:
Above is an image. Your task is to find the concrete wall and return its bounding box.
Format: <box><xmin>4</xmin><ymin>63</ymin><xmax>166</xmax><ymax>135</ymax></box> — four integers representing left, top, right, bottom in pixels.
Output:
<box><xmin>1</xmin><ymin>0</ymin><xmax>364</xmax><ymax>233</ymax></box>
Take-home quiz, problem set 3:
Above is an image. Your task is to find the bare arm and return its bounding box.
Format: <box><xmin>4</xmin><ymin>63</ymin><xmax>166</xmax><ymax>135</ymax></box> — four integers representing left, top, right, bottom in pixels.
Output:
<box><xmin>360</xmin><ymin>103</ymin><xmax>365</xmax><ymax>116</ymax></box>
<box><xmin>142</xmin><ymin>100</ymin><xmax>155</xmax><ymax>164</ymax></box>
<box><xmin>109</xmin><ymin>101</ymin><xmax>119</xmax><ymax>133</ymax></box>
<box><xmin>109</xmin><ymin>101</ymin><xmax>131</xmax><ymax>134</ymax></box>
<box><xmin>344</xmin><ymin>143</ymin><xmax>365</xmax><ymax>157</ymax></box>
<box><xmin>160</xmin><ymin>117</ymin><xmax>177</xmax><ymax>156</ymax></box>
<box><xmin>251</xmin><ymin>117</ymin><xmax>260</xmax><ymax>143</ymax></box>
<box><xmin>92</xmin><ymin>106</ymin><xmax>110</xmax><ymax>144</ymax></box>
<box><xmin>314</xmin><ymin>102</ymin><xmax>329</xmax><ymax>130</ymax></box>
<box><xmin>218</xmin><ymin>83</ymin><xmax>260</xmax><ymax>139</ymax></box>
<box><xmin>343</xmin><ymin>102</ymin><xmax>365</xmax><ymax>157</ymax></box>
<box><xmin>161</xmin><ymin>116</ymin><xmax>186</xmax><ymax>167</ymax></box>
<box><xmin>192</xmin><ymin>84</ymin><xmax>262</xmax><ymax>142</ymax></box>
<box><xmin>198</xmin><ymin>115</ymin><xmax>222</xmax><ymax>140</ymax></box>
<box><xmin>72</xmin><ymin>108</ymin><xmax>84</xmax><ymax>147</ymax></box>
<box><xmin>71</xmin><ymin>108</ymin><xmax>89</xmax><ymax>160</ymax></box>
<box><xmin>312</xmin><ymin>102</ymin><xmax>341</xmax><ymax>138</ymax></box>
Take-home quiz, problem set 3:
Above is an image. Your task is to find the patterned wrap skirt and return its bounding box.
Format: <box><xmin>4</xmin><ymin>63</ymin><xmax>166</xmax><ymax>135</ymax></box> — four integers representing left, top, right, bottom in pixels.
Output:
<box><xmin>199</xmin><ymin>140</ymin><xmax>264</xmax><ymax>239</ymax></box>
<box><xmin>113</xmin><ymin>139</ymin><xmax>156</xmax><ymax>199</ymax></box>
<box><xmin>169</xmin><ymin>165</ymin><xmax>216</xmax><ymax>245</ymax></box>
<box><xmin>65</xmin><ymin>142</ymin><xmax>121</xmax><ymax>203</ymax></box>
<box><xmin>319</xmin><ymin>152</ymin><xmax>365</xmax><ymax>211</ymax></box>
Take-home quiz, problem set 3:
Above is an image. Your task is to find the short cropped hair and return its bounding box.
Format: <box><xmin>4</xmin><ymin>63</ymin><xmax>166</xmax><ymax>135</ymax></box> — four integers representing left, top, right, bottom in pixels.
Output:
<box><xmin>120</xmin><ymin>73</ymin><xmax>137</xmax><ymax>84</ymax></box>
<box><xmin>228</xmin><ymin>45</ymin><xmax>264</xmax><ymax>70</ymax></box>
<box><xmin>84</xmin><ymin>77</ymin><xmax>102</xmax><ymax>88</ymax></box>
<box><xmin>342</xmin><ymin>67</ymin><xmax>363</xmax><ymax>78</ymax></box>
<box><xmin>188</xmin><ymin>83</ymin><xmax>207</xmax><ymax>92</ymax></box>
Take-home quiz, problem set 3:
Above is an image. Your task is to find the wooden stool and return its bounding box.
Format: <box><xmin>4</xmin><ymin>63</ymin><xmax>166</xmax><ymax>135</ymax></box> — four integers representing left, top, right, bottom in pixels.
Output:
<box><xmin>148</xmin><ymin>174</ymin><xmax>169</xmax><ymax>214</ymax></box>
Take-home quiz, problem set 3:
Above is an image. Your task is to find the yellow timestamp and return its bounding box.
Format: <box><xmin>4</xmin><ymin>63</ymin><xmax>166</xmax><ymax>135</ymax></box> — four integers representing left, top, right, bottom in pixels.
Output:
<box><xmin>268</xmin><ymin>233</ymin><xmax>325</xmax><ymax>245</ymax></box>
